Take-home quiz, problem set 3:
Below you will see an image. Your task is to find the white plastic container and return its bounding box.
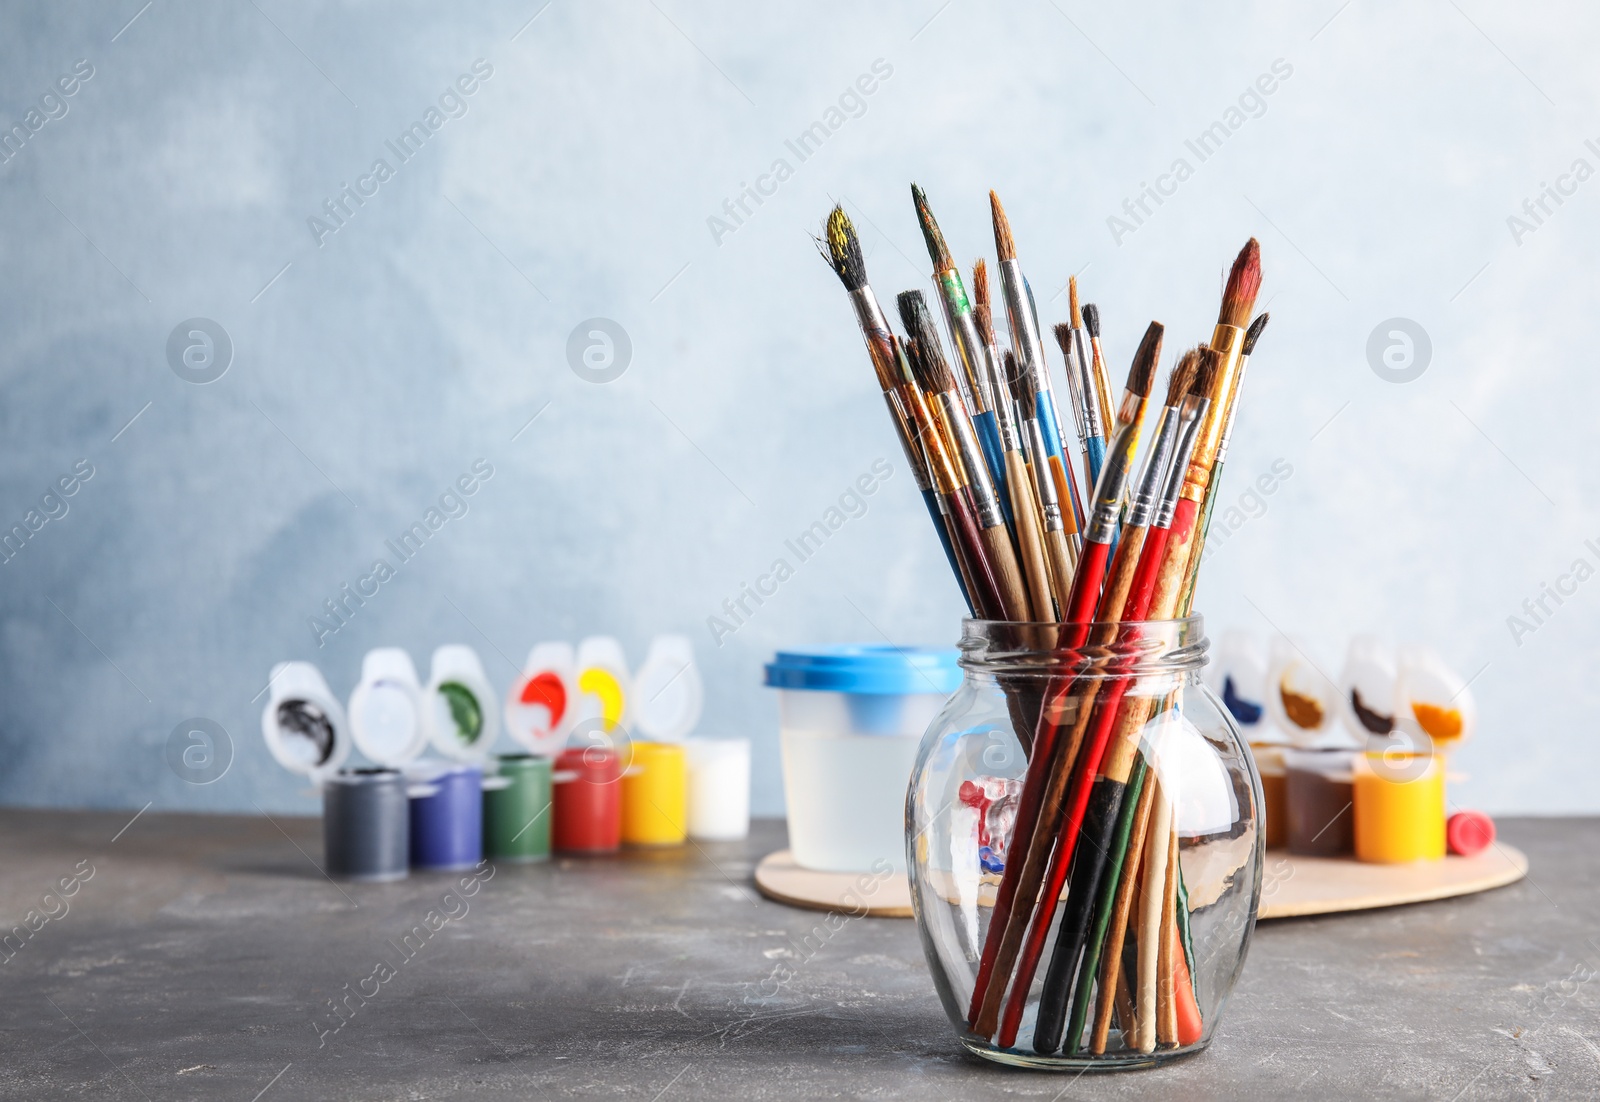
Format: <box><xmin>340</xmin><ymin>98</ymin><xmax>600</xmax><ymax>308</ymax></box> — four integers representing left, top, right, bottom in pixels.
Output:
<box><xmin>764</xmin><ymin>645</ymin><xmax>960</xmax><ymax>873</ymax></box>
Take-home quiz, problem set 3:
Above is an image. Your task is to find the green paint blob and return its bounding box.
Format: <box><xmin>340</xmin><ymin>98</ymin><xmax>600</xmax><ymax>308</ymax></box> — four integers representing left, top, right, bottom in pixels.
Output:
<box><xmin>438</xmin><ymin>681</ymin><xmax>483</xmax><ymax>744</ymax></box>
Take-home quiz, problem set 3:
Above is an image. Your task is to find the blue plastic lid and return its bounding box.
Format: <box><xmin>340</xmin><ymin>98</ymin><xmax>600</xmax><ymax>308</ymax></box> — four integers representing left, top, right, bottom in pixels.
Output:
<box><xmin>763</xmin><ymin>645</ymin><xmax>961</xmax><ymax>695</ymax></box>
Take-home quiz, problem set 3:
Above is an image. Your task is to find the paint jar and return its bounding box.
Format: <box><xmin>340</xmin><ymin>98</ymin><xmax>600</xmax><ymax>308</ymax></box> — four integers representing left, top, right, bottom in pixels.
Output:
<box><xmin>483</xmin><ymin>754</ymin><xmax>552</xmax><ymax>861</ymax></box>
<box><xmin>1250</xmin><ymin>742</ymin><xmax>1287</xmax><ymax>849</ymax></box>
<box><xmin>425</xmin><ymin>645</ymin><xmax>500</xmax><ymax>764</ymax></box>
<box><xmin>261</xmin><ymin>661</ymin><xmax>351</xmax><ymax>784</ymax></box>
<box><xmin>1353</xmin><ymin>751</ymin><xmax>1445</xmax><ymax>863</ymax></box>
<box><xmin>621</xmin><ymin>742</ymin><xmax>688</xmax><ymax>846</ymax></box>
<box><xmin>906</xmin><ymin>617</ymin><xmax>1260</xmax><ymax>1067</ymax></box>
<box><xmin>504</xmin><ymin>642</ymin><xmax>576</xmax><ymax>758</ymax></box>
<box><xmin>765</xmin><ymin>644</ymin><xmax>961</xmax><ymax>873</ymax></box>
<box><xmin>408</xmin><ymin>763</ymin><xmax>484</xmax><ymax>870</ymax></box>
<box><xmin>685</xmin><ymin>738</ymin><xmax>751</xmax><ymax>841</ymax></box>
<box><xmin>552</xmin><ymin>746</ymin><xmax>623</xmax><ymax>853</ymax></box>
<box><xmin>1285</xmin><ymin>748</ymin><xmax>1356</xmax><ymax>857</ymax></box>
<box><xmin>322</xmin><ymin>768</ymin><xmax>410</xmax><ymax>881</ymax></box>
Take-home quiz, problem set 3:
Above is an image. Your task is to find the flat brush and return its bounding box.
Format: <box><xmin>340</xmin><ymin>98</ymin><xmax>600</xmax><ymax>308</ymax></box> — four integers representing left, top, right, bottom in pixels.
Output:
<box><xmin>912</xmin><ymin>186</ymin><xmax>1012</xmax><ymax>525</ymax></box>
<box><xmin>900</xmin><ymin>291</ymin><xmax>1031</xmax><ymax>622</ymax></box>
<box><xmin>980</xmin><ymin>305</ymin><xmax>1053</xmax><ymax>621</ymax></box>
<box><xmin>990</xmin><ymin>190</ymin><xmax>1087</xmax><ymax>534</ymax></box>
<box><xmin>1058</xmin><ymin>279</ymin><xmax>1110</xmax><ymax>490</ymax></box>
<box><xmin>819</xmin><ymin>206</ymin><xmax>972</xmax><ymax>612</ymax></box>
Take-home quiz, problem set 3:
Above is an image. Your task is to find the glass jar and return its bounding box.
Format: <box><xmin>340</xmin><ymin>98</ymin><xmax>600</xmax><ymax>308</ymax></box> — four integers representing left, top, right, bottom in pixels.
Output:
<box><xmin>906</xmin><ymin>616</ymin><xmax>1262</xmax><ymax>1069</ymax></box>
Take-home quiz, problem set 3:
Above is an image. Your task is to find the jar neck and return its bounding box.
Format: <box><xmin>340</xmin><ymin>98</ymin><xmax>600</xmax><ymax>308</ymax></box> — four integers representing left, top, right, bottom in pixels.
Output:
<box><xmin>957</xmin><ymin>616</ymin><xmax>1208</xmax><ymax>680</ymax></box>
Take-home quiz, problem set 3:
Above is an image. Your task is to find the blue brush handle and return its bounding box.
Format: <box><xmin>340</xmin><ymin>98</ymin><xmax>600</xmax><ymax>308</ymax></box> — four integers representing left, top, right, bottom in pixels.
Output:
<box><xmin>1084</xmin><ymin>435</ymin><xmax>1107</xmax><ymax>494</ymax></box>
<box><xmin>972</xmin><ymin>410</ymin><xmax>1012</xmax><ymax>530</ymax></box>
<box><xmin>922</xmin><ymin>487</ymin><xmax>972</xmax><ymax>615</ymax></box>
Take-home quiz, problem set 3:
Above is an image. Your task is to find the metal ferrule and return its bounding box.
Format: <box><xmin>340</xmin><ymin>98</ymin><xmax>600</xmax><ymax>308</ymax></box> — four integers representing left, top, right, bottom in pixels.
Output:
<box><xmin>997</xmin><ymin>258</ymin><xmax>1049</xmax><ymax>395</ymax></box>
<box><xmin>1213</xmin><ymin>352</ymin><xmax>1252</xmax><ymax>469</ymax></box>
<box><xmin>1085</xmin><ymin>420</ymin><xmax>1139</xmax><ymax>545</ymax></box>
<box><xmin>937</xmin><ymin>391</ymin><xmax>1005</xmax><ymax>528</ymax></box>
<box><xmin>985</xmin><ymin>343</ymin><xmax>1020</xmax><ymax>450</ymax></box>
<box><xmin>1126</xmin><ymin>407</ymin><xmax>1179</xmax><ymax>528</ymax></box>
<box><xmin>935</xmin><ymin>271</ymin><xmax>991</xmax><ymax>415</ymax></box>
<box><xmin>849</xmin><ymin>287</ymin><xmax>898</xmax><ymax>390</ymax></box>
<box><xmin>1065</xmin><ymin>326</ymin><xmax>1104</xmax><ymax>442</ymax></box>
<box><xmin>1156</xmin><ymin>397</ymin><xmax>1209</xmax><ymax>528</ymax></box>
<box><xmin>1022</xmin><ymin>416</ymin><xmax>1065</xmax><ymax>533</ymax></box>
<box><xmin>1181</xmin><ymin>323</ymin><xmax>1247</xmax><ymax>504</ymax></box>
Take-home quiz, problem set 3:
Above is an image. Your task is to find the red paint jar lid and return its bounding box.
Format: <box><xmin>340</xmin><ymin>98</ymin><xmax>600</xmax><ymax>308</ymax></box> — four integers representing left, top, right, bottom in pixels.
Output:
<box><xmin>1446</xmin><ymin>810</ymin><xmax>1495</xmax><ymax>856</ymax></box>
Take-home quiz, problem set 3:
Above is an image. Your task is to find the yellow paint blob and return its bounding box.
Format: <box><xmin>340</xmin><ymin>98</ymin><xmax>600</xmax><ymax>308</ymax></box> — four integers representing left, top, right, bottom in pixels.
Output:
<box><xmin>578</xmin><ymin>668</ymin><xmax>626</xmax><ymax>731</ymax></box>
<box><xmin>621</xmin><ymin>742</ymin><xmax>686</xmax><ymax>846</ymax></box>
<box><xmin>1410</xmin><ymin>701</ymin><xmax>1463</xmax><ymax>745</ymax></box>
<box><xmin>1353</xmin><ymin>752</ymin><xmax>1445</xmax><ymax>863</ymax></box>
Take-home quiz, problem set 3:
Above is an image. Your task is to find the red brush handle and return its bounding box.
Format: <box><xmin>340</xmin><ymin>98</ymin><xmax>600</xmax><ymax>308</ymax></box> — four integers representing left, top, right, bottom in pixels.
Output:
<box><xmin>1064</xmin><ymin>539</ymin><xmax>1110</xmax><ymax>626</ymax></box>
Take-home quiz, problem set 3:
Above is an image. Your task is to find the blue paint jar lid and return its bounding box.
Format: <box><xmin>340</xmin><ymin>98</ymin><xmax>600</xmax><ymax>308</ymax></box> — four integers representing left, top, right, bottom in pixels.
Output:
<box><xmin>763</xmin><ymin>645</ymin><xmax>960</xmax><ymax>695</ymax></box>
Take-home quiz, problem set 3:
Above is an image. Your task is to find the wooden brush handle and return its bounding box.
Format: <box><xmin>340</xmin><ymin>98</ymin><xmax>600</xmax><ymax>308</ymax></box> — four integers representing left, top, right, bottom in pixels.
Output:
<box><xmin>1004</xmin><ymin>450</ymin><xmax>1055</xmax><ymax>621</ymax></box>
<box><xmin>977</xmin><ymin>520</ymin><xmax>1030</xmax><ymax>622</ymax></box>
<box><xmin>1136</xmin><ymin>778</ymin><xmax>1173</xmax><ymax>1054</ymax></box>
<box><xmin>1094</xmin><ymin>774</ymin><xmax>1156</xmax><ymax>1053</ymax></box>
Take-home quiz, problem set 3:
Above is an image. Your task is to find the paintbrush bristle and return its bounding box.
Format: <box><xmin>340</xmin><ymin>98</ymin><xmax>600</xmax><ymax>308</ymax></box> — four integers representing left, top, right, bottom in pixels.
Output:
<box><xmin>1164</xmin><ymin>349</ymin><xmax>1198</xmax><ymax>407</ymax></box>
<box><xmin>974</xmin><ymin>302</ymin><xmax>996</xmax><ymax>348</ymax></box>
<box><xmin>972</xmin><ymin>258</ymin><xmax>989</xmax><ymax>311</ymax></box>
<box><xmin>1068</xmin><ymin>277</ymin><xmax>1082</xmax><ymax>328</ymax></box>
<box><xmin>1082</xmin><ymin>302</ymin><xmax>1100</xmax><ymax>340</ymax></box>
<box><xmin>1126</xmin><ymin>322</ymin><xmax>1162</xmax><ymax>399</ymax></box>
<box><xmin>1243</xmin><ymin>312</ymin><xmax>1270</xmax><ymax>356</ymax></box>
<box><xmin>819</xmin><ymin>205</ymin><xmax>867</xmax><ymax>293</ymax></box>
<box><xmin>989</xmin><ymin>191</ymin><xmax>1016</xmax><ymax>262</ymax></box>
<box><xmin>910</xmin><ymin>184</ymin><xmax>954</xmax><ymax>273</ymax></box>
<box><xmin>1051</xmin><ymin>322</ymin><xmax>1073</xmax><ymax>359</ymax></box>
<box><xmin>1220</xmin><ymin>237</ymin><xmax>1262</xmax><ymax>329</ymax></box>
<box><xmin>898</xmin><ymin>290</ymin><xmax>954</xmax><ymax>394</ymax></box>
<box><xmin>1008</xmin><ymin>352</ymin><xmax>1036</xmax><ymax>419</ymax></box>
<box><xmin>1193</xmin><ymin>346</ymin><xmax>1222</xmax><ymax>400</ymax></box>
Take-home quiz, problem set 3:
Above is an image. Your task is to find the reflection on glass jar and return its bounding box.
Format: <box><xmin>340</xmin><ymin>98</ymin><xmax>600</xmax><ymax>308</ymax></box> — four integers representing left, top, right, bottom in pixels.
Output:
<box><xmin>906</xmin><ymin>616</ymin><xmax>1262</xmax><ymax>1069</ymax></box>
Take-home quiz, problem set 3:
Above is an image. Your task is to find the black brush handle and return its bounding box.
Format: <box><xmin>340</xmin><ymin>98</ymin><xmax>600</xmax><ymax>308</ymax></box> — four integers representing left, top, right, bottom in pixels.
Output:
<box><xmin>1032</xmin><ymin>776</ymin><xmax>1125</xmax><ymax>1053</ymax></box>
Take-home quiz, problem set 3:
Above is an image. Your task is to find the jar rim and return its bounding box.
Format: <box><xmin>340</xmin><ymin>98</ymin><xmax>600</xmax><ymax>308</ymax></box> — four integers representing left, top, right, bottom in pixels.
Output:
<box><xmin>956</xmin><ymin>614</ymin><xmax>1208</xmax><ymax>677</ymax></box>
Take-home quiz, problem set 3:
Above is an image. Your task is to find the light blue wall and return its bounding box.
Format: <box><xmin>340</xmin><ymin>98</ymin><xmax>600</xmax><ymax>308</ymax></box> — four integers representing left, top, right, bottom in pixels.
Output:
<box><xmin>1</xmin><ymin>1</ymin><xmax>1594</xmax><ymax>817</ymax></box>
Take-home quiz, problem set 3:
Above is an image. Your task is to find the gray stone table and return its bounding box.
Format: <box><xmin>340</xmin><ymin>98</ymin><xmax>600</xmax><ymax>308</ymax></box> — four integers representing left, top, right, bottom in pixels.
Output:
<box><xmin>0</xmin><ymin>810</ymin><xmax>1596</xmax><ymax>1100</ymax></box>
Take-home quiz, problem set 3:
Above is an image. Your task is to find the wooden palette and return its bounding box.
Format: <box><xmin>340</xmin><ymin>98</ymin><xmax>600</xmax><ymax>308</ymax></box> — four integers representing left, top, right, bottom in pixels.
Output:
<box><xmin>752</xmin><ymin>844</ymin><xmax>1528</xmax><ymax>921</ymax></box>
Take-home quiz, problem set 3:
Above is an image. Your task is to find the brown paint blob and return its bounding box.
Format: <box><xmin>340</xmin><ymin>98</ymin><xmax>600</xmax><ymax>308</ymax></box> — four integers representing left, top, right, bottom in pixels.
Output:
<box><xmin>1280</xmin><ymin>677</ymin><xmax>1324</xmax><ymax>730</ymax></box>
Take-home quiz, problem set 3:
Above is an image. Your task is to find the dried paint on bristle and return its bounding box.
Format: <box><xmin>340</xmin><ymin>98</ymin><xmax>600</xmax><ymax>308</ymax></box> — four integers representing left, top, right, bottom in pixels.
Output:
<box><xmin>1243</xmin><ymin>312</ymin><xmax>1270</xmax><ymax>356</ymax></box>
<box><xmin>897</xmin><ymin>290</ymin><xmax>954</xmax><ymax>394</ymax></box>
<box><xmin>1068</xmin><ymin>277</ymin><xmax>1082</xmax><ymax>328</ymax></box>
<box><xmin>1051</xmin><ymin>322</ymin><xmax>1074</xmax><ymax>358</ymax></box>
<box><xmin>974</xmin><ymin>302</ymin><xmax>996</xmax><ymax>347</ymax></box>
<box><xmin>989</xmin><ymin>191</ymin><xmax>1016</xmax><ymax>262</ymax></box>
<box><xmin>819</xmin><ymin>205</ymin><xmax>867</xmax><ymax>293</ymax></box>
<box><xmin>1082</xmin><ymin>302</ymin><xmax>1100</xmax><ymax>340</ymax></box>
<box><xmin>1164</xmin><ymin>351</ymin><xmax>1198</xmax><ymax>407</ymax></box>
<box><xmin>1193</xmin><ymin>346</ymin><xmax>1223</xmax><ymax>399</ymax></box>
<box><xmin>911</xmin><ymin>184</ymin><xmax>954</xmax><ymax>273</ymax></box>
<box><xmin>972</xmin><ymin>258</ymin><xmax>990</xmax><ymax>311</ymax></box>
<box><xmin>1126</xmin><ymin>321</ymin><xmax>1163</xmax><ymax>399</ymax></box>
<box><xmin>891</xmin><ymin>335</ymin><xmax>916</xmax><ymax>385</ymax></box>
<box><xmin>1009</xmin><ymin>352</ymin><xmax>1037</xmax><ymax>419</ymax></box>
<box><xmin>1220</xmin><ymin>237</ymin><xmax>1262</xmax><ymax>329</ymax></box>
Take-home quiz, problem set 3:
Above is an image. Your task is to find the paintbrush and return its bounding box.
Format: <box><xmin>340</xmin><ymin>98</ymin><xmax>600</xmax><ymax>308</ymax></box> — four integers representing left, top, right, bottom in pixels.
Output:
<box><xmin>912</xmin><ymin>186</ymin><xmax>1012</xmax><ymax>527</ymax></box>
<box><xmin>1058</xmin><ymin>279</ymin><xmax>1110</xmax><ymax>490</ymax></box>
<box><xmin>1180</xmin><ymin>309</ymin><xmax>1269</xmax><ymax>610</ymax></box>
<box><xmin>1010</xmin><ymin>352</ymin><xmax>1079</xmax><ymax>614</ymax></box>
<box><xmin>900</xmin><ymin>292</ymin><xmax>1031</xmax><ymax>622</ymax></box>
<box><xmin>1177</xmin><ymin>241</ymin><xmax>1262</xmax><ymax>605</ymax></box>
<box><xmin>990</xmin><ymin>190</ymin><xmax>1087</xmax><ymax>533</ymax></box>
<box><xmin>819</xmin><ymin>206</ymin><xmax>972</xmax><ymax>612</ymax></box>
<box><xmin>1083</xmin><ymin>303</ymin><xmax>1118</xmax><ymax>440</ymax></box>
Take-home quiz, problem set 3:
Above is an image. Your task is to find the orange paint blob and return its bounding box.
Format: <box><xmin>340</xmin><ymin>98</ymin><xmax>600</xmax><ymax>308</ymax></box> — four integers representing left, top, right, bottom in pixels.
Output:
<box><xmin>1411</xmin><ymin>701</ymin><xmax>1463</xmax><ymax>744</ymax></box>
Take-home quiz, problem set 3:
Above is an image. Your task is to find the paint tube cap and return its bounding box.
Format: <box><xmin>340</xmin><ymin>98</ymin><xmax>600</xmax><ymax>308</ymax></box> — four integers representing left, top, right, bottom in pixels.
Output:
<box><xmin>632</xmin><ymin>634</ymin><xmax>702</xmax><ymax>743</ymax></box>
<box><xmin>575</xmin><ymin>635</ymin><xmax>632</xmax><ymax>734</ymax></box>
<box><xmin>261</xmin><ymin>661</ymin><xmax>350</xmax><ymax>782</ymax></box>
<box><xmin>1447</xmin><ymin>810</ymin><xmax>1495</xmax><ymax>857</ymax></box>
<box><xmin>505</xmin><ymin>642</ymin><xmax>576</xmax><ymax>757</ymax></box>
<box><xmin>349</xmin><ymin>647</ymin><xmax>428</xmax><ymax>768</ymax></box>
<box><xmin>426</xmin><ymin>644</ymin><xmax>499</xmax><ymax>764</ymax></box>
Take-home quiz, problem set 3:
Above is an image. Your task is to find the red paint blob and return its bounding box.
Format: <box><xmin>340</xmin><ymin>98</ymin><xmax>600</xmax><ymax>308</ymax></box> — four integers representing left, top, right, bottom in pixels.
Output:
<box><xmin>520</xmin><ymin>671</ymin><xmax>567</xmax><ymax>727</ymax></box>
